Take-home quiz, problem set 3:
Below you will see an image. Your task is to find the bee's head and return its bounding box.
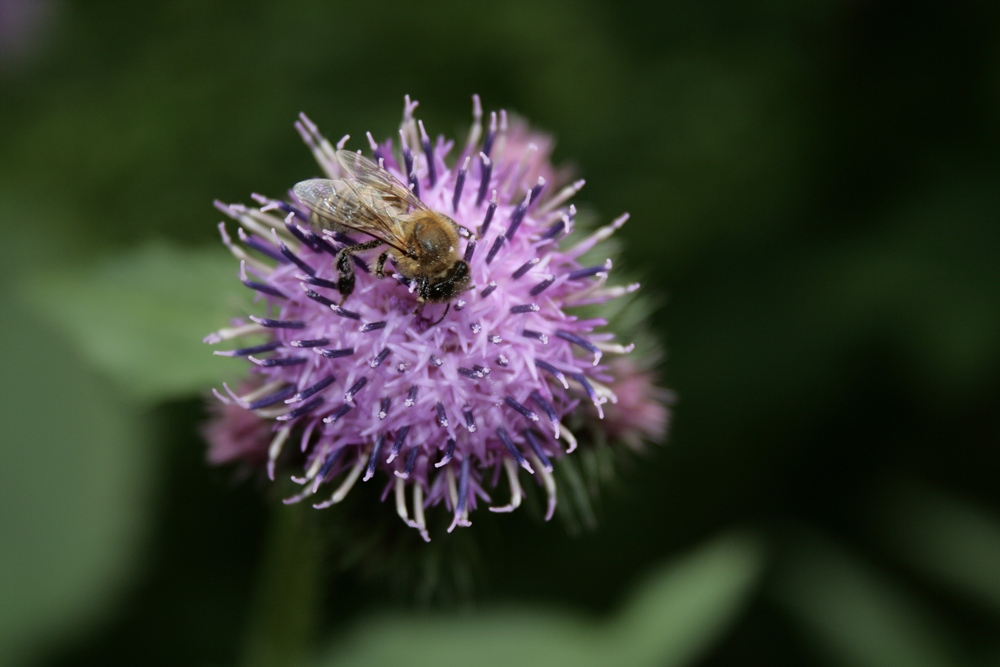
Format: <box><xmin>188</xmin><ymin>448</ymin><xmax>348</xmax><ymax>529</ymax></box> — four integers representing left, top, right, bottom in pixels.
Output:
<box><xmin>425</xmin><ymin>260</ymin><xmax>471</xmax><ymax>303</ymax></box>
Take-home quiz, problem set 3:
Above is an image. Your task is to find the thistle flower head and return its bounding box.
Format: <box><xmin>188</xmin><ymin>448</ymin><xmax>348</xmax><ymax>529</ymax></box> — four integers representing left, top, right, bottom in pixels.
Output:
<box><xmin>202</xmin><ymin>383</ymin><xmax>273</xmax><ymax>466</ymax></box>
<box><xmin>205</xmin><ymin>96</ymin><xmax>665</xmax><ymax>540</ymax></box>
<box><xmin>603</xmin><ymin>358</ymin><xmax>675</xmax><ymax>452</ymax></box>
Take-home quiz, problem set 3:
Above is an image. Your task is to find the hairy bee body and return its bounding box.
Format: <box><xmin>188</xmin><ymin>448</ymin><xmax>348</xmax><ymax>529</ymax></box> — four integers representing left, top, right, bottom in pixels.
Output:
<box><xmin>294</xmin><ymin>151</ymin><xmax>472</xmax><ymax>304</ymax></box>
<box><xmin>393</xmin><ymin>210</ymin><xmax>470</xmax><ymax>302</ymax></box>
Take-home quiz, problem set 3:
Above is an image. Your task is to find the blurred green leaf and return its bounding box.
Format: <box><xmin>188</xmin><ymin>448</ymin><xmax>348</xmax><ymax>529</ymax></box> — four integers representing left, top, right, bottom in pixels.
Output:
<box><xmin>318</xmin><ymin>530</ymin><xmax>765</xmax><ymax>667</ymax></box>
<box><xmin>771</xmin><ymin>532</ymin><xmax>961</xmax><ymax>667</ymax></box>
<box><xmin>0</xmin><ymin>293</ymin><xmax>150</xmax><ymax>665</ymax></box>
<box><xmin>880</xmin><ymin>482</ymin><xmax>1000</xmax><ymax>621</ymax></box>
<box><xmin>23</xmin><ymin>241</ymin><xmax>251</xmax><ymax>402</ymax></box>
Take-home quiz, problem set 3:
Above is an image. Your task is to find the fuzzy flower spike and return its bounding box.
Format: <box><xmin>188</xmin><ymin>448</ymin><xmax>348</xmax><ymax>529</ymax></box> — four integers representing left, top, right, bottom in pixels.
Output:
<box><xmin>207</xmin><ymin>96</ymin><xmax>649</xmax><ymax>540</ymax></box>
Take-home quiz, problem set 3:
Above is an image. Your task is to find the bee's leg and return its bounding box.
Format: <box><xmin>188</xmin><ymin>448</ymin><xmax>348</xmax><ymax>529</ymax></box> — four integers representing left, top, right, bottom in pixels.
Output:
<box><xmin>374</xmin><ymin>251</ymin><xmax>390</xmax><ymax>279</ymax></box>
<box><xmin>428</xmin><ymin>302</ymin><xmax>451</xmax><ymax>326</ymax></box>
<box><xmin>413</xmin><ymin>281</ymin><xmax>451</xmax><ymax>326</ymax></box>
<box><xmin>335</xmin><ymin>240</ymin><xmax>381</xmax><ymax>301</ymax></box>
<box><xmin>417</xmin><ymin>277</ymin><xmax>431</xmax><ymax>303</ymax></box>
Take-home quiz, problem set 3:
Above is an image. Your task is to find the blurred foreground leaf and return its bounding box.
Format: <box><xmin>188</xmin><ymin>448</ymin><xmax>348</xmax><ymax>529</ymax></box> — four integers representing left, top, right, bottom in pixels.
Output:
<box><xmin>319</xmin><ymin>530</ymin><xmax>765</xmax><ymax>667</ymax></box>
<box><xmin>0</xmin><ymin>293</ymin><xmax>150</xmax><ymax>665</ymax></box>
<box><xmin>24</xmin><ymin>241</ymin><xmax>250</xmax><ymax>402</ymax></box>
<box><xmin>880</xmin><ymin>482</ymin><xmax>1000</xmax><ymax>621</ymax></box>
<box><xmin>771</xmin><ymin>532</ymin><xmax>961</xmax><ymax>667</ymax></box>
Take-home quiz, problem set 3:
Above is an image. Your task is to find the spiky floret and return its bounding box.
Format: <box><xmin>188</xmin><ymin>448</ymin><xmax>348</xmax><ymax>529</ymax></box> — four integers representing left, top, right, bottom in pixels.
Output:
<box><xmin>206</xmin><ymin>96</ymin><xmax>644</xmax><ymax>540</ymax></box>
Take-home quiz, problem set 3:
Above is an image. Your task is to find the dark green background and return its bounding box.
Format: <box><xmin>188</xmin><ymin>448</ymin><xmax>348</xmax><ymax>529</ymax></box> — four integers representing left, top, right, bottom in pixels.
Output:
<box><xmin>2</xmin><ymin>1</ymin><xmax>999</xmax><ymax>665</ymax></box>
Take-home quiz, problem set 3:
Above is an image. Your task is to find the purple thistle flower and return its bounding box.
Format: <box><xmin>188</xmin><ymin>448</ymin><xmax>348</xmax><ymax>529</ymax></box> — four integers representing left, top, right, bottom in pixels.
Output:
<box><xmin>602</xmin><ymin>358</ymin><xmax>676</xmax><ymax>452</ymax></box>
<box><xmin>206</xmin><ymin>96</ymin><xmax>652</xmax><ymax>540</ymax></box>
<box><xmin>202</xmin><ymin>382</ymin><xmax>274</xmax><ymax>466</ymax></box>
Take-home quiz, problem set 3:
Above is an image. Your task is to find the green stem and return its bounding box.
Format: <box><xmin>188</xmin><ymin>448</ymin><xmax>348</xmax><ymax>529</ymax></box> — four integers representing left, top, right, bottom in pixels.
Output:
<box><xmin>241</xmin><ymin>501</ymin><xmax>325</xmax><ymax>667</ymax></box>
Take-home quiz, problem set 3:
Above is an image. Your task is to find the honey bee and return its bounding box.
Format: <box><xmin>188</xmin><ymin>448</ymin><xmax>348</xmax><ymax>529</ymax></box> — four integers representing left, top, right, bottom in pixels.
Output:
<box><xmin>293</xmin><ymin>150</ymin><xmax>473</xmax><ymax>307</ymax></box>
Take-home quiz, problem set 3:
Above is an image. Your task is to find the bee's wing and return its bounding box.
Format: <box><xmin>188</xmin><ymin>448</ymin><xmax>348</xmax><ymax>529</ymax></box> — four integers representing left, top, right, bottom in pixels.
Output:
<box><xmin>292</xmin><ymin>177</ymin><xmax>411</xmax><ymax>254</ymax></box>
<box><xmin>336</xmin><ymin>149</ymin><xmax>427</xmax><ymax>213</ymax></box>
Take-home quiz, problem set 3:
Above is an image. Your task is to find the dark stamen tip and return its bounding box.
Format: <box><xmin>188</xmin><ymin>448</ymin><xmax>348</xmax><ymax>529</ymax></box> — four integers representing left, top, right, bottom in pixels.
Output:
<box><xmin>240</xmin><ymin>231</ymin><xmax>287</xmax><ymax>264</ymax></box>
<box><xmin>249</xmin><ymin>316</ymin><xmax>305</xmax><ymax>329</ymax></box>
<box><xmin>540</xmin><ymin>219</ymin><xmax>565</xmax><ymax>240</ymax></box>
<box><xmin>286</xmin><ymin>375</ymin><xmax>336</xmax><ymax>404</ymax></box>
<box><xmin>567</xmin><ymin>259</ymin><xmax>613</xmax><ymax>281</ymax></box>
<box><xmin>479</xmin><ymin>198</ymin><xmax>498</xmax><ymax>235</ymax></box>
<box><xmin>534</xmin><ymin>359</ymin><xmax>568</xmax><ymax>387</ymax></box>
<box><xmin>512</xmin><ymin>257</ymin><xmax>539</xmax><ymax>279</ymax></box>
<box><xmin>314</xmin><ymin>447</ymin><xmax>346</xmax><ymax>488</ymax></box>
<box><xmin>276</xmin><ymin>396</ymin><xmax>324</xmax><ymax>421</ymax></box>
<box><xmin>290</xmin><ymin>338</ymin><xmax>329</xmax><ymax>348</ymax></box>
<box><xmin>369</xmin><ymin>348</ymin><xmax>391</xmax><ymax>368</ymax></box>
<box><xmin>529</xmin><ymin>390</ymin><xmax>559</xmax><ymax>427</ymax></box>
<box><xmin>434</xmin><ymin>438</ymin><xmax>456</xmax><ymax>468</ymax></box>
<box><xmin>496</xmin><ymin>427</ymin><xmax>533</xmax><ymax>474</ymax></box>
<box><xmin>529</xmin><ymin>276</ymin><xmax>555</xmax><ymax>296</ymax></box>
<box><xmin>364</xmin><ymin>434</ymin><xmax>386</xmax><ymax>481</ymax></box>
<box><xmin>401</xmin><ymin>445</ymin><xmax>419</xmax><ymax>477</ymax></box>
<box><xmin>249</xmin><ymin>355</ymin><xmax>306</xmax><ymax>367</ymax></box>
<box><xmin>476</xmin><ymin>153</ymin><xmax>493</xmax><ymax>208</ymax></box>
<box><xmin>523</xmin><ymin>429</ymin><xmax>553</xmax><ymax>472</ymax></box>
<box><xmin>214</xmin><ymin>340</ymin><xmax>282</xmax><ymax>357</ymax></box>
<box><xmin>279</xmin><ymin>242</ymin><xmax>317</xmax><ymax>276</ymax></box>
<box><xmin>522</xmin><ymin>329</ymin><xmax>549</xmax><ymax>345</ymax></box>
<box><xmin>246</xmin><ymin>385</ymin><xmax>297</xmax><ymax>410</ymax></box>
<box><xmin>345</xmin><ymin>376</ymin><xmax>368</xmax><ymax>402</ymax></box>
<box><xmin>556</xmin><ymin>330</ymin><xmax>603</xmax><ymax>365</ymax></box>
<box><xmin>485</xmin><ymin>234</ymin><xmax>505</xmax><ymax>264</ymax></box>
<box><xmin>303</xmin><ymin>275</ymin><xmax>339</xmax><ymax>290</ymax></box>
<box><xmin>387</xmin><ymin>424</ymin><xmax>410</xmax><ymax>463</ymax></box>
<box><xmin>302</xmin><ymin>285</ymin><xmax>336</xmax><ymax>307</ymax></box>
<box><xmin>463</xmin><ymin>409</ymin><xmax>477</xmax><ymax>433</ymax></box>
<box><xmin>504</xmin><ymin>396</ymin><xmax>539</xmax><ymax>422</ymax></box>
<box><xmin>504</xmin><ymin>200</ymin><xmax>529</xmax><ymax>241</ymax></box>
<box><xmin>452</xmin><ymin>158</ymin><xmax>469</xmax><ymax>212</ymax></box>
<box><xmin>323</xmin><ymin>404</ymin><xmax>351</xmax><ymax>424</ymax></box>
<box><xmin>456</xmin><ymin>456</ymin><xmax>471</xmax><ymax>516</ymax></box>
<box><xmin>314</xmin><ymin>347</ymin><xmax>354</xmax><ymax>359</ymax></box>
<box><xmin>405</xmin><ymin>386</ymin><xmax>419</xmax><ymax>407</ymax></box>
<box><xmin>331</xmin><ymin>306</ymin><xmax>361</xmax><ymax>320</ymax></box>
<box><xmin>242</xmin><ymin>280</ymin><xmax>287</xmax><ymax>299</ymax></box>
<box><xmin>284</xmin><ymin>220</ymin><xmax>315</xmax><ymax>249</ymax></box>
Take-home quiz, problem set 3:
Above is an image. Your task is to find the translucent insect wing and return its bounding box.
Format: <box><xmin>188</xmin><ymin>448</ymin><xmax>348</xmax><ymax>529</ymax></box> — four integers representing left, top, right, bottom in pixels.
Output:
<box><xmin>336</xmin><ymin>150</ymin><xmax>426</xmax><ymax>213</ymax></box>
